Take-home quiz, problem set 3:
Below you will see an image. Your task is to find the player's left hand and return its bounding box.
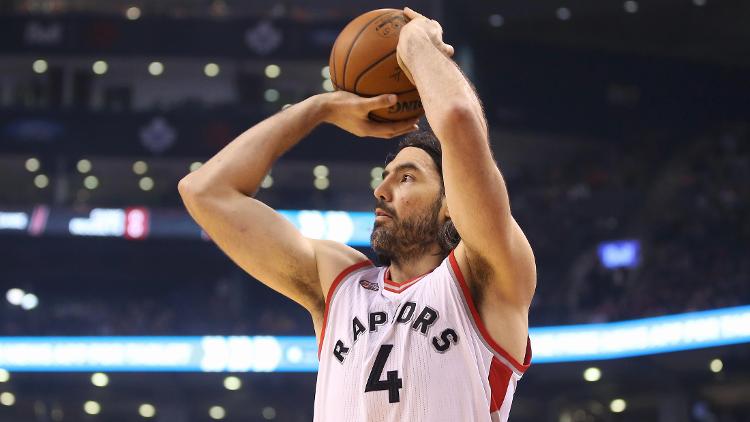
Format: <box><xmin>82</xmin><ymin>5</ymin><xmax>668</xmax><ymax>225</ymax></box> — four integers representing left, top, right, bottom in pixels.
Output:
<box><xmin>319</xmin><ymin>91</ymin><xmax>419</xmax><ymax>139</ymax></box>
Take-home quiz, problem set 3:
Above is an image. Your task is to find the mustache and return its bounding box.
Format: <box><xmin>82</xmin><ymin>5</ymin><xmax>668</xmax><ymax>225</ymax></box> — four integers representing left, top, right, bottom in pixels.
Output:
<box><xmin>374</xmin><ymin>200</ymin><xmax>397</xmax><ymax>219</ymax></box>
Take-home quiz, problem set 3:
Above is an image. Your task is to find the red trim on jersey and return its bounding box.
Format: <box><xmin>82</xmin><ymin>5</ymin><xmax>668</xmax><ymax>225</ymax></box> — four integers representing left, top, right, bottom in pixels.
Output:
<box><xmin>384</xmin><ymin>267</ymin><xmax>432</xmax><ymax>286</ymax></box>
<box><xmin>382</xmin><ymin>267</ymin><xmax>431</xmax><ymax>293</ymax></box>
<box><xmin>488</xmin><ymin>356</ymin><xmax>513</xmax><ymax>413</ymax></box>
<box><xmin>317</xmin><ymin>259</ymin><xmax>374</xmax><ymax>359</ymax></box>
<box><xmin>448</xmin><ymin>249</ymin><xmax>532</xmax><ymax>373</ymax></box>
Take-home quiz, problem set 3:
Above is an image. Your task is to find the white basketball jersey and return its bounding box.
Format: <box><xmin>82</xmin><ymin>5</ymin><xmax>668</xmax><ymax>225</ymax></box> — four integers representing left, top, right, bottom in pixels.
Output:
<box><xmin>314</xmin><ymin>250</ymin><xmax>532</xmax><ymax>422</ymax></box>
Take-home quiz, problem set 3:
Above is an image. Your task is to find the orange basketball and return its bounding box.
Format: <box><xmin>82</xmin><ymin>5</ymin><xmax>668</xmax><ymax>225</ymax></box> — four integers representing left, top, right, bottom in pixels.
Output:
<box><xmin>329</xmin><ymin>9</ymin><xmax>423</xmax><ymax>122</ymax></box>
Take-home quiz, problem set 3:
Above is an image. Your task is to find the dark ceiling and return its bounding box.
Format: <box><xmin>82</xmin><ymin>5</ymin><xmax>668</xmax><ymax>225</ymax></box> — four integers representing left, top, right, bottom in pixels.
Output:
<box><xmin>453</xmin><ymin>0</ymin><xmax>750</xmax><ymax>68</ymax></box>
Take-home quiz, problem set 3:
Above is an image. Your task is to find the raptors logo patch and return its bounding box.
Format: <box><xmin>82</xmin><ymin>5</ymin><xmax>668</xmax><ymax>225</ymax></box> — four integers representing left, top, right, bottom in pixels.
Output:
<box><xmin>359</xmin><ymin>279</ymin><xmax>379</xmax><ymax>291</ymax></box>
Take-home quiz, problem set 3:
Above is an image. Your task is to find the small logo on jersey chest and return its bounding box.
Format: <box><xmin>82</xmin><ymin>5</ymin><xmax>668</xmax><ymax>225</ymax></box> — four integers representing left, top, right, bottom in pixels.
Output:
<box><xmin>359</xmin><ymin>279</ymin><xmax>379</xmax><ymax>291</ymax></box>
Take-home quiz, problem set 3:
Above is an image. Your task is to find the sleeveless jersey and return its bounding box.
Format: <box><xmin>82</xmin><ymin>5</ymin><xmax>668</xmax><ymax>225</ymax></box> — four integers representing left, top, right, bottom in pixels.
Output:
<box><xmin>314</xmin><ymin>250</ymin><xmax>532</xmax><ymax>422</ymax></box>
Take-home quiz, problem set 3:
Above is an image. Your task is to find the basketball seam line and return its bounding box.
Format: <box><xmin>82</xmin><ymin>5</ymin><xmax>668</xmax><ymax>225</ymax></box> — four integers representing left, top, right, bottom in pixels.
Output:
<box><xmin>342</xmin><ymin>10</ymin><xmax>395</xmax><ymax>90</ymax></box>
<box><xmin>330</xmin><ymin>45</ymin><xmax>337</xmax><ymax>87</ymax></box>
<box><xmin>354</xmin><ymin>50</ymin><xmax>399</xmax><ymax>93</ymax></box>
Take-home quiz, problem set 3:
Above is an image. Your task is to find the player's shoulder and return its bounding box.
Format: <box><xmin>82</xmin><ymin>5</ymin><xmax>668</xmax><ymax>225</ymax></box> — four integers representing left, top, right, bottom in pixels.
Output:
<box><xmin>311</xmin><ymin>239</ymin><xmax>375</xmax><ymax>297</ymax></box>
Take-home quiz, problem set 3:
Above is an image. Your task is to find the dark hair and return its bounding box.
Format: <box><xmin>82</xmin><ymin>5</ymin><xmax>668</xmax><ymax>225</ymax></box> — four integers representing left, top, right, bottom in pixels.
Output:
<box><xmin>383</xmin><ymin>130</ymin><xmax>461</xmax><ymax>257</ymax></box>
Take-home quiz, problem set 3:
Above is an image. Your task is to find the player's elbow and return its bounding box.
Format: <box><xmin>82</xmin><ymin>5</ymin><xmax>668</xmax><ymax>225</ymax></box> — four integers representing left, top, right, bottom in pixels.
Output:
<box><xmin>177</xmin><ymin>174</ymin><xmax>197</xmax><ymax>200</ymax></box>
<box><xmin>435</xmin><ymin>103</ymin><xmax>487</xmax><ymax>145</ymax></box>
<box><xmin>178</xmin><ymin>173</ymin><xmax>212</xmax><ymax>205</ymax></box>
<box><xmin>446</xmin><ymin>103</ymin><xmax>475</xmax><ymax>123</ymax></box>
<box><xmin>442</xmin><ymin>103</ymin><xmax>484</xmax><ymax>134</ymax></box>
<box><xmin>178</xmin><ymin>174</ymin><xmax>238</xmax><ymax>213</ymax></box>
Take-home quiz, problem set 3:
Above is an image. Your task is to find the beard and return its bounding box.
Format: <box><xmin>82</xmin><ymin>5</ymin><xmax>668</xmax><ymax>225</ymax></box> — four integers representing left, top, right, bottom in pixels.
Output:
<box><xmin>370</xmin><ymin>197</ymin><xmax>443</xmax><ymax>266</ymax></box>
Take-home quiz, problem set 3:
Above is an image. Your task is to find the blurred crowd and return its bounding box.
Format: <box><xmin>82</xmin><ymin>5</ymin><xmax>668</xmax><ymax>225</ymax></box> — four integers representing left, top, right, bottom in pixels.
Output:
<box><xmin>2</xmin><ymin>124</ymin><xmax>749</xmax><ymax>336</ymax></box>
<box><xmin>524</xmin><ymin>124</ymin><xmax>750</xmax><ymax>325</ymax></box>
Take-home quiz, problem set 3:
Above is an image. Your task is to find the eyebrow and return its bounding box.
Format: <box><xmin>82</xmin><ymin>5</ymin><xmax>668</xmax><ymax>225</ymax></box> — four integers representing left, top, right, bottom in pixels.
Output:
<box><xmin>382</xmin><ymin>162</ymin><xmax>421</xmax><ymax>179</ymax></box>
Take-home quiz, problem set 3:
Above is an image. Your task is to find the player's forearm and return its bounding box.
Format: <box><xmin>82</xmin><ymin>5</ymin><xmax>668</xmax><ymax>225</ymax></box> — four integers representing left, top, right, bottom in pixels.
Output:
<box><xmin>179</xmin><ymin>94</ymin><xmax>328</xmax><ymax>197</ymax></box>
<box><xmin>402</xmin><ymin>32</ymin><xmax>514</xmax><ymax>245</ymax></box>
<box><xmin>401</xmin><ymin>36</ymin><xmax>487</xmax><ymax>141</ymax></box>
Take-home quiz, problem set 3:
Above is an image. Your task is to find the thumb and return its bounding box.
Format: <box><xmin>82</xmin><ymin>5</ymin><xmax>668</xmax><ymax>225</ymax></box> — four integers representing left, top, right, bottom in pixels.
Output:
<box><xmin>365</xmin><ymin>94</ymin><xmax>398</xmax><ymax>110</ymax></box>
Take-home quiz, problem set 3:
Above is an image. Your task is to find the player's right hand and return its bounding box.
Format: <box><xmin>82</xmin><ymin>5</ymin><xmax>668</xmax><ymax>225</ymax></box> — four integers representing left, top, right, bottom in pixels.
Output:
<box><xmin>319</xmin><ymin>91</ymin><xmax>419</xmax><ymax>139</ymax></box>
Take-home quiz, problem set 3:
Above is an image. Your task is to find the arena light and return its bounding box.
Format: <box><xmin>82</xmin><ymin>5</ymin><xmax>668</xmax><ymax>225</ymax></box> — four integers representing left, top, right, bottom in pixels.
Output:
<box><xmin>77</xmin><ymin>159</ymin><xmax>92</xmax><ymax>174</ymax></box>
<box><xmin>0</xmin><ymin>212</ymin><xmax>29</xmax><ymax>231</ymax></box>
<box><xmin>526</xmin><ymin>305</ymin><xmax>750</xmax><ymax>363</ymax></box>
<box><xmin>223</xmin><ymin>376</ymin><xmax>241</xmax><ymax>391</ymax></box>
<box><xmin>261</xmin><ymin>175</ymin><xmax>274</xmax><ymax>189</ymax></box>
<box><xmin>314</xmin><ymin>178</ymin><xmax>330</xmax><ymax>190</ymax></box>
<box><xmin>83</xmin><ymin>175</ymin><xmax>99</xmax><ymax>190</ymax></box>
<box><xmin>139</xmin><ymin>403</ymin><xmax>156</xmax><ymax>418</ymax></box>
<box><xmin>201</xmin><ymin>336</ymin><xmax>282</xmax><ymax>372</ymax></box>
<box><xmin>92</xmin><ymin>61</ymin><xmax>108</xmax><ymax>75</ymax></box>
<box><xmin>189</xmin><ymin>162</ymin><xmax>202</xmax><ymax>172</ymax></box>
<box><xmin>488</xmin><ymin>14</ymin><xmax>504</xmax><ymax>27</ymax></box>
<box><xmin>69</xmin><ymin>208</ymin><xmax>126</xmax><ymax>237</ymax></box>
<box><xmin>313</xmin><ymin>165</ymin><xmax>329</xmax><ymax>178</ymax></box>
<box><xmin>624</xmin><ymin>1</ymin><xmax>638</xmax><ymax>13</ymax></box>
<box><xmin>313</xmin><ymin>165</ymin><xmax>330</xmax><ymax>190</ymax></box>
<box><xmin>693</xmin><ymin>0</ymin><xmax>706</xmax><ymax>6</ymax></box>
<box><xmin>91</xmin><ymin>372</ymin><xmax>109</xmax><ymax>387</ymax></box>
<box><xmin>583</xmin><ymin>367</ymin><xmax>601</xmax><ymax>382</ymax></box>
<box><xmin>84</xmin><ymin>400</ymin><xmax>101</xmax><ymax>415</ymax></box>
<box><xmin>264</xmin><ymin>89</ymin><xmax>280</xmax><ymax>102</ymax></box>
<box><xmin>126</xmin><ymin>6</ymin><xmax>141</xmax><ymax>20</ymax></box>
<box><xmin>0</xmin><ymin>392</ymin><xmax>15</xmax><ymax>406</ymax></box>
<box><xmin>0</xmin><ymin>307</ymin><xmax>748</xmax><ymax>372</ymax></box>
<box><xmin>148</xmin><ymin>62</ymin><xmax>164</xmax><ymax>76</ymax></box>
<box><xmin>6</xmin><ymin>289</ymin><xmax>24</xmax><ymax>306</ymax></box>
<box><xmin>25</xmin><ymin>158</ymin><xmax>40</xmax><ymax>172</ymax></box>
<box><xmin>34</xmin><ymin>174</ymin><xmax>49</xmax><ymax>189</ymax></box>
<box><xmin>370</xmin><ymin>166</ymin><xmax>384</xmax><ymax>189</ymax></box>
<box><xmin>322</xmin><ymin>79</ymin><xmax>334</xmax><ymax>92</ymax></box>
<box><xmin>20</xmin><ymin>293</ymin><xmax>38</xmax><ymax>310</ymax></box>
<box><xmin>321</xmin><ymin>66</ymin><xmax>330</xmax><ymax>79</ymax></box>
<box><xmin>556</xmin><ymin>7</ymin><xmax>571</xmax><ymax>20</ymax></box>
<box><xmin>262</xmin><ymin>406</ymin><xmax>277</xmax><ymax>420</ymax></box>
<box><xmin>609</xmin><ymin>399</ymin><xmax>626</xmax><ymax>413</ymax></box>
<box><xmin>264</xmin><ymin>64</ymin><xmax>281</xmax><ymax>78</ymax></box>
<box><xmin>598</xmin><ymin>240</ymin><xmax>639</xmax><ymax>269</ymax></box>
<box><xmin>209</xmin><ymin>406</ymin><xmax>226</xmax><ymax>420</ymax></box>
<box><xmin>32</xmin><ymin>59</ymin><xmax>48</xmax><ymax>74</ymax></box>
<box><xmin>709</xmin><ymin>358</ymin><xmax>723</xmax><ymax>373</ymax></box>
<box><xmin>204</xmin><ymin>63</ymin><xmax>220</xmax><ymax>78</ymax></box>
<box><xmin>0</xmin><ymin>368</ymin><xmax>9</xmax><ymax>382</ymax></box>
<box><xmin>132</xmin><ymin>161</ymin><xmax>148</xmax><ymax>175</ymax></box>
<box><xmin>139</xmin><ymin>177</ymin><xmax>154</xmax><ymax>191</ymax></box>
<box><xmin>286</xmin><ymin>346</ymin><xmax>303</xmax><ymax>363</ymax></box>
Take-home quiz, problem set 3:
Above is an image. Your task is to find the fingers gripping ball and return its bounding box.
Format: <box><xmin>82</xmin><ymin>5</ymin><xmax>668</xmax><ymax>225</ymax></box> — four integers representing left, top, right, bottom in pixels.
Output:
<box><xmin>329</xmin><ymin>9</ymin><xmax>423</xmax><ymax>122</ymax></box>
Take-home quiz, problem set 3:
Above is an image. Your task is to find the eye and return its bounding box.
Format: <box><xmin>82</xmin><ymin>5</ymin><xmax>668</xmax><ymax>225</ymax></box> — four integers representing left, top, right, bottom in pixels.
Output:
<box><xmin>401</xmin><ymin>174</ymin><xmax>414</xmax><ymax>183</ymax></box>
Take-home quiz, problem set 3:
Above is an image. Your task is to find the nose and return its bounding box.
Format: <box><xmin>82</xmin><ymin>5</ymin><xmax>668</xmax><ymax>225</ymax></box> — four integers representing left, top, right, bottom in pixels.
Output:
<box><xmin>373</xmin><ymin>177</ymin><xmax>391</xmax><ymax>203</ymax></box>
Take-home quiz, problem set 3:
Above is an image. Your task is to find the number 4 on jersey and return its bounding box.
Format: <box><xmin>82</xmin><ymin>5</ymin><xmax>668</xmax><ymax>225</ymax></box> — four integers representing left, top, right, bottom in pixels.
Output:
<box><xmin>364</xmin><ymin>344</ymin><xmax>403</xmax><ymax>403</ymax></box>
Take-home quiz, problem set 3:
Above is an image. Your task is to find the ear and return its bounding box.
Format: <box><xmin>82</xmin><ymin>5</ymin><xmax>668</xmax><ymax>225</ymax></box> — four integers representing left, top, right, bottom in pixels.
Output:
<box><xmin>442</xmin><ymin>197</ymin><xmax>450</xmax><ymax>220</ymax></box>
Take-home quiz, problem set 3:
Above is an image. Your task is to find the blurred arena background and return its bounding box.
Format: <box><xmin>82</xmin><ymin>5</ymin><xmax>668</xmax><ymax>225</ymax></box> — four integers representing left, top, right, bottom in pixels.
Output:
<box><xmin>1</xmin><ymin>0</ymin><xmax>749</xmax><ymax>421</ymax></box>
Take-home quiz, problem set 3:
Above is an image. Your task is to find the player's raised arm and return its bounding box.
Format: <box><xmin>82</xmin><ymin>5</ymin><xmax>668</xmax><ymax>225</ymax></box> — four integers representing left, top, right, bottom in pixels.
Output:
<box><xmin>177</xmin><ymin>91</ymin><xmax>418</xmax><ymax>314</ymax></box>
<box><xmin>397</xmin><ymin>8</ymin><xmax>536</xmax><ymax>308</ymax></box>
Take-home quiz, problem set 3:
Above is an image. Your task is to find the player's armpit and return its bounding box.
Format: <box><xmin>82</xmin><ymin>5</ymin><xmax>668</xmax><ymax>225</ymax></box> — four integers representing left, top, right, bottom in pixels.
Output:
<box><xmin>455</xmin><ymin>218</ymin><xmax>536</xmax><ymax>310</ymax></box>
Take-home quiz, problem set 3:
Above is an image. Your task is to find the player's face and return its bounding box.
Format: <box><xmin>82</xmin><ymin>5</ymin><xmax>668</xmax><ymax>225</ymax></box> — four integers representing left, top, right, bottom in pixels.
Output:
<box><xmin>371</xmin><ymin>147</ymin><xmax>448</xmax><ymax>263</ymax></box>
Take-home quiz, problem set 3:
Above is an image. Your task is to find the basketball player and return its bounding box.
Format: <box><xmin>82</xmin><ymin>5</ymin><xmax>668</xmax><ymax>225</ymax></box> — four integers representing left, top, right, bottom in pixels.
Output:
<box><xmin>178</xmin><ymin>7</ymin><xmax>534</xmax><ymax>422</ymax></box>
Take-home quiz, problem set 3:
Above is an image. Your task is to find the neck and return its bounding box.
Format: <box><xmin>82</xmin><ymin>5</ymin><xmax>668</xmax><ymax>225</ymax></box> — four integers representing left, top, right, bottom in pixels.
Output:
<box><xmin>388</xmin><ymin>246</ymin><xmax>444</xmax><ymax>283</ymax></box>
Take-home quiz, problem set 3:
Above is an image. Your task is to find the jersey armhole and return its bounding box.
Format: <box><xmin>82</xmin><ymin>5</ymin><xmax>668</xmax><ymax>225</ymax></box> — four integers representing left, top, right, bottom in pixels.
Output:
<box><xmin>317</xmin><ymin>259</ymin><xmax>374</xmax><ymax>359</ymax></box>
<box><xmin>448</xmin><ymin>249</ymin><xmax>532</xmax><ymax>374</ymax></box>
